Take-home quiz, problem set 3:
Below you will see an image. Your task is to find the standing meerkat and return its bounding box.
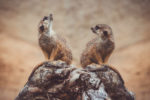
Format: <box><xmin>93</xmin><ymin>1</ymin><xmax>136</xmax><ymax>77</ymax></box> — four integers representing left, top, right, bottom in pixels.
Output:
<box><xmin>38</xmin><ymin>14</ymin><xmax>72</xmax><ymax>64</ymax></box>
<box><xmin>80</xmin><ymin>24</ymin><xmax>115</xmax><ymax>68</ymax></box>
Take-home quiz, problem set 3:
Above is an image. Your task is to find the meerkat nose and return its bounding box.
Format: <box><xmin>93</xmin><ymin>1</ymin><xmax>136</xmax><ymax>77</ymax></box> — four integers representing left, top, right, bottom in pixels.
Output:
<box><xmin>91</xmin><ymin>27</ymin><xmax>97</xmax><ymax>34</ymax></box>
<box><xmin>49</xmin><ymin>14</ymin><xmax>53</xmax><ymax>21</ymax></box>
<box><xmin>91</xmin><ymin>27</ymin><xmax>94</xmax><ymax>31</ymax></box>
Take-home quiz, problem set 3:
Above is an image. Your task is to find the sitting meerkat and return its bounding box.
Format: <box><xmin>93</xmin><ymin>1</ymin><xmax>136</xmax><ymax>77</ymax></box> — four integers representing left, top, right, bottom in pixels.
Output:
<box><xmin>80</xmin><ymin>24</ymin><xmax>115</xmax><ymax>68</ymax></box>
<box><xmin>38</xmin><ymin>14</ymin><xmax>72</xmax><ymax>64</ymax></box>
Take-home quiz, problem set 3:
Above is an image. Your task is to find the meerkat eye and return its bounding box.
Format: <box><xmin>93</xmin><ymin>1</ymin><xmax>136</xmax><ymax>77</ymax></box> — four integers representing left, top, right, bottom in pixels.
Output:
<box><xmin>103</xmin><ymin>31</ymin><xmax>108</xmax><ymax>36</ymax></box>
<box><xmin>95</xmin><ymin>25</ymin><xmax>99</xmax><ymax>30</ymax></box>
<box><xmin>40</xmin><ymin>25</ymin><xmax>44</xmax><ymax>32</ymax></box>
<box><xmin>43</xmin><ymin>16</ymin><xmax>48</xmax><ymax>21</ymax></box>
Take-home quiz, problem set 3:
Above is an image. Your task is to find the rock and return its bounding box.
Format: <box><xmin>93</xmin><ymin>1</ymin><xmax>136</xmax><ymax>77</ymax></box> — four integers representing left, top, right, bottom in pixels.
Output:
<box><xmin>15</xmin><ymin>61</ymin><xmax>134</xmax><ymax>100</ymax></box>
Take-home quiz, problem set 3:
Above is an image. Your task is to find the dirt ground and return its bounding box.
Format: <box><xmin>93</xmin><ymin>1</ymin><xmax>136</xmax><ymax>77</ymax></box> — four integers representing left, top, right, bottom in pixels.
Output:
<box><xmin>0</xmin><ymin>0</ymin><xmax>150</xmax><ymax>100</ymax></box>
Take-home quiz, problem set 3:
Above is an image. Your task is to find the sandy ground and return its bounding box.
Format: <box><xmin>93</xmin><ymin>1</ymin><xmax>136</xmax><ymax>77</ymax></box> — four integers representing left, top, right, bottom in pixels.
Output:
<box><xmin>0</xmin><ymin>0</ymin><xmax>150</xmax><ymax>100</ymax></box>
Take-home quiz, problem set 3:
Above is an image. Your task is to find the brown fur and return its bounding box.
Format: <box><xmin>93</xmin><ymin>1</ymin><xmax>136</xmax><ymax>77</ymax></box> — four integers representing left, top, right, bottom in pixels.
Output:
<box><xmin>80</xmin><ymin>24</ymin><xmax>115</xmax><ymax>68</ymax></box>
<box><xmin>38</xmin><ymin>15</ymin><xmax>72</xmax><ymax>65</ymax></box>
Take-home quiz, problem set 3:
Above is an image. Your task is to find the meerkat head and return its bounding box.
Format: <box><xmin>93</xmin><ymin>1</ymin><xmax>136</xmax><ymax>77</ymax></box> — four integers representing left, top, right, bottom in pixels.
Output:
<box><xmin>91</xmin><ymin>24</ymin><xmax>113</xmax><ymax>40</ymax></box>
<box><xmin>38</xmin><ymin>14</ymin><xmax>53</xmax><ymax>35</ymax></box>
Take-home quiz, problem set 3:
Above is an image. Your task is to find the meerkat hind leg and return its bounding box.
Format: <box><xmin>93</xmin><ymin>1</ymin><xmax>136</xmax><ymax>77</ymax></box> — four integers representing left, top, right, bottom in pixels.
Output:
<box><xmin>41</xmin><ymin>50</ymin><xmax>50</xmax><ymax>60</ymax></box>
<box><xmin>50</xmin><ymin>48</ymin><xmax>59</xmax><ymax>61</ymax></box>
<box><xmin>102</xmin><ymin>54</ymin><xmax>111</xmax><ymax>63</ymax></box>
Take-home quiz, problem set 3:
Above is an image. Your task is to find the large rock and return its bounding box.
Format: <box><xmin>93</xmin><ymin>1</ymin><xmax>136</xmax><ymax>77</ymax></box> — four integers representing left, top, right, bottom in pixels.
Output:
<box><xmin>15</xmin><ymin>61</ymin><xmax>134</xmax><ymax>100</ymax></box>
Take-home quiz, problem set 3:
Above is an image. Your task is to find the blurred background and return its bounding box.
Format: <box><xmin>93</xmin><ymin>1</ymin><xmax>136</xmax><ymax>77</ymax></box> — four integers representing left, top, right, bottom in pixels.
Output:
<box><xmin>0</xmin><ymin>0</ymin><xmax>150</xmax><ymax>100</ymax></box>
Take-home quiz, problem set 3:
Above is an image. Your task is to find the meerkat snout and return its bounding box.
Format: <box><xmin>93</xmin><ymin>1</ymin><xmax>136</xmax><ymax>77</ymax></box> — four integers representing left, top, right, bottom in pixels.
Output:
<box><xmin>91</xmin><ymin>27</ymin><xmax>96</xmax><ymax>34</ymax></box>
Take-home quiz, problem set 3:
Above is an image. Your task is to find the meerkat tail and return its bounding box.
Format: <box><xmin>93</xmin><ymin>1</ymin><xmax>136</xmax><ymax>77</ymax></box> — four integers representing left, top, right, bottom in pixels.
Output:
<box><xmin>48</xmin><ymin>14</ymin><xmax>54</xmax><ymax>36</ymax></box>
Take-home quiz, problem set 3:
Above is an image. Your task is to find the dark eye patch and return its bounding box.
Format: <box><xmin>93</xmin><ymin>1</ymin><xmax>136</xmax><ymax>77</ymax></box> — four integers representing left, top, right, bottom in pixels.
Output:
<box><xmin>40</xmin><ymin>25</ymin><xmax>44</xmax><ymax>32</ymax></box>
<box><xmin>43</xmin><ymin>16</ymin><xmax>48</xmax><ymax>21</ymax></box>
<box><xmin>103</xmin><ymin>31</ymin><xmax>108</xmax><ymax>36</ymax></box>
<box><xmin>95</xmin><ymin>25</ymin><xmax>99</xmax><ymax>30</ymax></box>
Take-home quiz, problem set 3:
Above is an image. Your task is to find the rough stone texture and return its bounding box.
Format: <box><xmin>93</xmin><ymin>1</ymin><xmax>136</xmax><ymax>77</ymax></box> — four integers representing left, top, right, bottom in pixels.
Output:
<box><xmin>15</xmin><ymin>61</ymin><xmax>134</xmax><ymax>100</ymax></box>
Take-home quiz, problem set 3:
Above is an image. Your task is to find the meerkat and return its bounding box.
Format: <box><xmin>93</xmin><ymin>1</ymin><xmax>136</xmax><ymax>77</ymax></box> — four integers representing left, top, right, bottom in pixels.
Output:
<box><xmin>38</xmin><ymin>14</ymin><xmax>72</xmax><ymax>64</ymax></box>
<box><xmin>80</xmin><ymin>24</ymin><xmax>115</xmax><ymax>68</ymax></box>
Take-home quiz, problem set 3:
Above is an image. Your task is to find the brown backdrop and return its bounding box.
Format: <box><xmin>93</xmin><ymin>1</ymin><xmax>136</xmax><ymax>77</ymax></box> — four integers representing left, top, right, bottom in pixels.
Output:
<box><xmin>0</xmin><ymin>0</ymin><xmax>150</xmax><ymax>100</ymax></box>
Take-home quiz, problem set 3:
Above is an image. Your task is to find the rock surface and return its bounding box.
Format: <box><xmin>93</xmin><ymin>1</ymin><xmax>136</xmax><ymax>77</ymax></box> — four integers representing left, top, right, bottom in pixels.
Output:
<box><xmin>15</xmin><ymin>61</ymin><xmax>134</xmax><ymax>100</ymax></box>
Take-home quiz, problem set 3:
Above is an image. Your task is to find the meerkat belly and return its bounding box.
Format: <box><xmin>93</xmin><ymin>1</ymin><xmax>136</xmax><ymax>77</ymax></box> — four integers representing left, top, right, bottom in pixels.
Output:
<box><xmin>39</xmin><ymin>35</ymin><xmax>57</xmax><ymax>59</ymax></box>
<box><xmin>96</xmin><ymin>40</ymin><xmax>114</xmax><ymax>62</ymax></box>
